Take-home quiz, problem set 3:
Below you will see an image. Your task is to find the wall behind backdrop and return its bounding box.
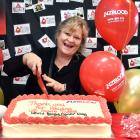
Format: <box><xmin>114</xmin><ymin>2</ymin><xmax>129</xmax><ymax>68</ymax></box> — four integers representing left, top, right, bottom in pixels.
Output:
<box><xmin>0</xmin><ymin>0</ymin><xmax>140</xmax><ymax>106</ymax></box>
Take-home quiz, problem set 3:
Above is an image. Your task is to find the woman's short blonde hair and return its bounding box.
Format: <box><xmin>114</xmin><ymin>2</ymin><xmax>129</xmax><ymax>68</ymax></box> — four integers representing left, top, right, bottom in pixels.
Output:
<box><xmin>55</xmin><ymin>16</ymin><xmax>89</xmax><ymax>52</ymax></box>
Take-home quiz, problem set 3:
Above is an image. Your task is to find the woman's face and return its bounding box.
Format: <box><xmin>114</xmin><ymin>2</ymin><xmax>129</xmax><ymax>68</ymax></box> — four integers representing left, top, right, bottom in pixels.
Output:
<box><xmin>56</xmin><ymin>26</ymin><xmax>83</xmax><ymax>57</ymax></box>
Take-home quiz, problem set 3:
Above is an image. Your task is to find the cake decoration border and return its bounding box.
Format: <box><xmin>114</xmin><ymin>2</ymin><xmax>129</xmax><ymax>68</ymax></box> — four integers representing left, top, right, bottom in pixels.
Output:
<box><xmin>3</xmin><ymin>94</ymin><xmax>112</xmax><ymax>125</ymax></box>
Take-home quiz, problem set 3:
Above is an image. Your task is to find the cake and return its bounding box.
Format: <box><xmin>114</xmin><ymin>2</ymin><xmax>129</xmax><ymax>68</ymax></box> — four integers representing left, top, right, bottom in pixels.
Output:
<box><xmin>2</xmin><ymin>94</ymin><xmax>113</xmax><ymax>138</ymax></box>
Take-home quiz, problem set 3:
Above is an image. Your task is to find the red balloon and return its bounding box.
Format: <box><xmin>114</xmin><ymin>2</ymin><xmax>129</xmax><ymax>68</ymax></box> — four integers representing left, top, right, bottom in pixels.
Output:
<box><xmin>95</xmin><ymin>0</ymin><xmax>139</xmax><ymax>51</ymax></box>
<box><xmin>80</xmin><ymin>51</ymin><xmax>126</xmax><ymax>102</ymax></box>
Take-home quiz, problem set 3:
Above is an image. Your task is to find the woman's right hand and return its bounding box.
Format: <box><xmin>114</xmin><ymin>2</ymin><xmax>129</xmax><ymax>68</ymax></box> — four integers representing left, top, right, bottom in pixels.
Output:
<box><xmin>23</xmin><ymin>52</ymin><xmax>42</xmax><ymax>75</ymax></box>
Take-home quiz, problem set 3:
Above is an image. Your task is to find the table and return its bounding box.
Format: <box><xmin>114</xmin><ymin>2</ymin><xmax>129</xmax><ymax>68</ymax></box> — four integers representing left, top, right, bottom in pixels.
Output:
<box><xmin>0</xmin><ymin>113</ymin><xmax>139</xmax><ymax>139</ymax></box>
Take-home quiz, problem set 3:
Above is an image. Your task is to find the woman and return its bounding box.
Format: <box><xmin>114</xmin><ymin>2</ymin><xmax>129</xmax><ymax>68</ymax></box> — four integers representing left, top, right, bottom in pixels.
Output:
<box><xmin>3</xmin><ymin>16</ymin><xmax>89</xmax><ymax>95</ymax></box>
<box><xmin>3</xmin><ymin>16</ymin><xmax>117</xmax><ymax>113</ymax></box>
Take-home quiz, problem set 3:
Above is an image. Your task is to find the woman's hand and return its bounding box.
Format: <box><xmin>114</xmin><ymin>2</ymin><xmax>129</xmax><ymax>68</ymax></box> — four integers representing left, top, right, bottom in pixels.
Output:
<box><xmin>42</xmin><ymin>74</ymin><xmax>65</xmax><ymax>93</ymax></box>
<box><xmin>23</xmin><ymin>52</ymin><xmax>42</xmax><ymax>75</ymax></box>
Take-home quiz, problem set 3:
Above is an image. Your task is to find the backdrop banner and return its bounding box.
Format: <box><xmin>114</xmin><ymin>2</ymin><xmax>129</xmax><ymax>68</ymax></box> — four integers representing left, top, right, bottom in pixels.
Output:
<box><xmin>0</xmin><ymin>0</ymin><xmax>6</xmax><ymax>35</ymax></box>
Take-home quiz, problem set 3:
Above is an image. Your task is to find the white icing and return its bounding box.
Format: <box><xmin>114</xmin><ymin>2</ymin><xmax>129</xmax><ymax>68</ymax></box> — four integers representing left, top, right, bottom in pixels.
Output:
<box><xmin>11</xmin><ymin>99</ymin><xmax>104</xmax><ymax>118</ymax></box>
<box><xmin>2</xmin><ymin>119</ymin><xmax>113</xmax><ymax>138</ymax></box>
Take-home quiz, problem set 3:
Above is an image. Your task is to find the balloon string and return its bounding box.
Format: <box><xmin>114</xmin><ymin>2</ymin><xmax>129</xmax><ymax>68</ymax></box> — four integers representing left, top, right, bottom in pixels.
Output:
<box><xmin>120</xmin><ymin>52</ymin><xmax>123</xmax><ymax>62</ymax></box>
<box><xmin>123</xmin><ymin>1</ymin><xmax>132</xmax><ymax>49</ymax></box>
<box><xmin>118</xmin><ymin>51</ymin><xmax>123</xmax><ymax>62</ymax></box>
<box><xmin>114</xmin><ymin>102</ymin><xmax>119</xmax><ymax>112</ymax></box>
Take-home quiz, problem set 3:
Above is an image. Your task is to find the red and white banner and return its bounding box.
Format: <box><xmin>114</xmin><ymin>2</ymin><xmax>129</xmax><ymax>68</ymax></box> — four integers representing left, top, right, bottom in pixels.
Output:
<box><xmin>0</xmin><ymin>0</ymin><xmax>6</xmax><ymax>35</ymax></box>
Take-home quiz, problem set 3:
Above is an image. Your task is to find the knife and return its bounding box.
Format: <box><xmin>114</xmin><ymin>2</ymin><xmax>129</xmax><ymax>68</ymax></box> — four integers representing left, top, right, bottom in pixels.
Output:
<box><xmin>36</xmin><ymin>68</ymin><xmax>48</xmax><ymax>96</ymax></box>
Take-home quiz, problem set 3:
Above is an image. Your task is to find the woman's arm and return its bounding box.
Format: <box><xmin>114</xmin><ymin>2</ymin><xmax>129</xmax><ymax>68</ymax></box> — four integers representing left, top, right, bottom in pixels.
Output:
<box><xmin>42</xmin><ymin>74</ymin><xmax>66</xmax><ymax>93</ymax></box>
<box><xmin>3</xmin><ymin>47</ymin><xmax>52</xmax><ymax>78</ymax></box>
<box><xmin>23</xmin><ymin>52</ymin><xmax>42</xmax><ymax>75</ymax></box>
<box><xmin>3</xmin><ymin>52</ymin><xmax>42</xmax><ymax>77</ymax></box>
<box><xmin>3</xmin><ymin>55</ymin><xmax>30</xmax><ymax>77</ymax></box>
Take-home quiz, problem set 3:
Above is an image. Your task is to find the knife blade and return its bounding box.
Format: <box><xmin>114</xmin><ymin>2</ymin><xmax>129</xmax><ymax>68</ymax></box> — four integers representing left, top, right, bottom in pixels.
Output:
<box><xmin>36</xmin><ymin>68</ymin><xmax>48</xmax><ymax>96</ymax></box>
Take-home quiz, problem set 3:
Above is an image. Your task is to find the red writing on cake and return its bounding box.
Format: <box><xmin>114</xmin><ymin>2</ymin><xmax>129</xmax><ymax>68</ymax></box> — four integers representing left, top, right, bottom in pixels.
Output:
<box><xmin>28</xmin><ymin>100</ymin><xmax>80</xmax><ymax>115</ymax></box>
<box><xmin>66</xmin><ymin>100</ymin><xmax>97</xmax><ymax>104</ymax></box>
<box><xmin>30</xmin><ymin>100</ymin><xmax>50</xmax><ymax>106</ymax></box>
